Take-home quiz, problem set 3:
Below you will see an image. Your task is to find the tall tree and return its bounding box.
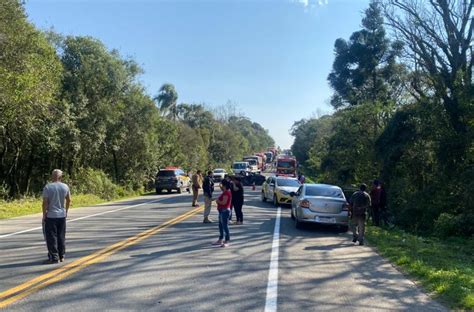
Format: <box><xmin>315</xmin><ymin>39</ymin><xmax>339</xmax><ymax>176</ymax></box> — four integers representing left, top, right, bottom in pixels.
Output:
<box><xmin>383</xmin><ymin>0</ymin><xmax>473</xmax><ymax>136</ymax></box>
<box><xmin>328</xmin><ymin>0</ymin><xmax>404</xmax><ymax>109</ymax></box>
<box><xmin>59</xmin><ymin>36</ymin><xmax>140</xmax><ymax>176</ymax></box>
<box><xmin>155</xmin><ymin>83</ymin><xmax>178</xmax><ymax>121</ymax></box>
<box><xmin>0</xmin><ymin>0</ymin><xmax>62</xmax><ymax>197</ymax></box>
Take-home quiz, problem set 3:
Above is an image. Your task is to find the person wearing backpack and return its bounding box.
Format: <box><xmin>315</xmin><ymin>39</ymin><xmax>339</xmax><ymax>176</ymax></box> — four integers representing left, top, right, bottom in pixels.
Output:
<box><xmin>349</xmin><ymin>183</ymin><xmax>371</xmax><ymax>246</ymax></box>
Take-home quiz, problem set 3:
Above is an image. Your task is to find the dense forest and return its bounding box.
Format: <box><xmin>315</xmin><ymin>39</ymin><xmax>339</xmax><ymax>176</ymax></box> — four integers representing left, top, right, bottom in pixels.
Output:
<box><xmin>0</xmin><ymin>0</ymin><xmax>274</xmax><ymax>199</ymax></box>
<box><xmin>291</xmin><ymin>0</ymin><xmax>473</xmax><ymax>237</ymax></box>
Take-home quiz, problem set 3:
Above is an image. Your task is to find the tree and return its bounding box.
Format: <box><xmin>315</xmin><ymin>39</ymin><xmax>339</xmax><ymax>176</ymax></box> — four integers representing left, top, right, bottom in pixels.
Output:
<box><xmin>290</xmin><ymin>116</ymin><xmax>334</xmax><ymax>178</ymax></box>
<box><xmin>383</xmin><ymin>0</ymin><xmax>472</xmax><ymax>131</ymax></box>
<box><xmin>154</xmin><ymin>83</ymin><xmax>178</xmax><ymax>121</ymax></box>
<box><xmin>328</xmin><ymin>0</ymin><xmax>405</xmax><ymax>109</ymax></box>
<box><xmin>382</xmin><ymin>0</ymin><xmax>473</xmax><ymax>166</ymax></box>
<box><xmin>0</xmin><ymin>0</ymin><xmax>62</xmax><ymax>197</ymax></box>
<box><xmin>177</xmin><ymin>103</ymin><xmax>215</xmax><ymax>129</ymax></box>
<box><xmin>58</xmin><ymin>36</ymin><xmax>142</xmax><ymax>177</ymax></box>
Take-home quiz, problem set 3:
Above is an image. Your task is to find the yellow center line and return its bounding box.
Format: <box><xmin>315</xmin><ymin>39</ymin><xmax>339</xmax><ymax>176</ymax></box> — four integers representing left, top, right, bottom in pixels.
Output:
<box><xmin>0</xmin><ymin>205</ymin><xmax>203</xmax><ymax>308</ymax></box>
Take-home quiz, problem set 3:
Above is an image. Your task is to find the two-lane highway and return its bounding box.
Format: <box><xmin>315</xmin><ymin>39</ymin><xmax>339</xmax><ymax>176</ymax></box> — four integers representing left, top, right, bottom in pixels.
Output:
<box><xmin>0</xmin><ymin>188</ymin><xmax>445</xmax><ymax>311</ymax></box>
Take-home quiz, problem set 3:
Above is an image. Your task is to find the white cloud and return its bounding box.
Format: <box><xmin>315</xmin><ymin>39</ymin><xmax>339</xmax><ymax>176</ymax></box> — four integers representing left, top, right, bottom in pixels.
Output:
<box><xmin>293</xmin><ymin>0</ymin><xmax>328</xmax><ymax>8</ymax></box>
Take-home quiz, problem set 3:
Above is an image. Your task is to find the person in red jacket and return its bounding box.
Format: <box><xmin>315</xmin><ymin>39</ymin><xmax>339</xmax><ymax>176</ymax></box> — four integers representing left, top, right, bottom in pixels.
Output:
<box><xmin>212</xmin><ymin>180</ymin><xmax>232</xmax><ymax>247</ymax></box>
<box><xmin>370</xmin><ymin>179</ymin><xmax>386</xmax><ymax>226</ymax></box>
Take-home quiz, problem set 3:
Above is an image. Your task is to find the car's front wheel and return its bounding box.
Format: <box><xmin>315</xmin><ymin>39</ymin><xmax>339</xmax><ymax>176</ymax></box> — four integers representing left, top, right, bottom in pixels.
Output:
<box><xmin>156</xmin><ymin>188</ymin><xmax>162</xmax><ymax>195</ymax></box>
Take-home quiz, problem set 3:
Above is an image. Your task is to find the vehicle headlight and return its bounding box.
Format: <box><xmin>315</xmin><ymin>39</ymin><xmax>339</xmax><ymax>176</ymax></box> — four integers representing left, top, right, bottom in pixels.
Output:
<box><xmin>280</xmin><ymin>190</ymin><xmax>289</xmax><ymax>196</ymax></box>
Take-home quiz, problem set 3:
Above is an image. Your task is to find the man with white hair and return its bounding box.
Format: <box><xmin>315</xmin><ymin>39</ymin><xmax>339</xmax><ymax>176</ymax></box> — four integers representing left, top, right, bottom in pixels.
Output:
<box><xmin>42</xmin><ymin>169</ymin><xmax>71</xmax><ymax>264</ymax></box>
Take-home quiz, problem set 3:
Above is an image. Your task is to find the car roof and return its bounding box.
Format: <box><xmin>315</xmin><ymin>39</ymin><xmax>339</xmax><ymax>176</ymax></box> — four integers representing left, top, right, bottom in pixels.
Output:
<box><xmin>270</xmin><ymin>175</ymin><xmax>297</xmax><ymax>179</ymax></box>
<box><xmin>303</xmin><ymin>183</ymin><xmax>342</xmax><ymax>189</ymax></box>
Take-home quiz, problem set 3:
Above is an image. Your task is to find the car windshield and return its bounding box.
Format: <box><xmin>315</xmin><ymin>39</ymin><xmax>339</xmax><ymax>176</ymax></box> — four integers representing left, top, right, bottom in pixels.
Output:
<box><xmin>305</xmin><ymin>186</ymin><xmax>344</xmax><ymax>198</ymax></box>
<box><xmin>277</xmin><ymin>179</ymin><xmax>300</xmax><ymax>187</ymax></box>
<box><xmin>233</xmin><ymin>163</ymin><xmax>247</xmax><ymax>169</ymax></box>
<box><xmin>214</xmin><ymin>169</ymin><xmax>225</xmax><ymax>173</ymax></box>
<box><xmin>157</xmin><ymin>170</ymin><xmax>175</xmax><ymax>177</ymax></box>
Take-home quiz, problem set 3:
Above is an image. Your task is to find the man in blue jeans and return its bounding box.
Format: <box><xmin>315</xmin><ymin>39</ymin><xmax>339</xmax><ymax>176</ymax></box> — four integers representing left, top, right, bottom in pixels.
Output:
<box><xmin>42</xmin><ymin>169</ymin><xmax>71</xmax><ymax>264</ymax></box>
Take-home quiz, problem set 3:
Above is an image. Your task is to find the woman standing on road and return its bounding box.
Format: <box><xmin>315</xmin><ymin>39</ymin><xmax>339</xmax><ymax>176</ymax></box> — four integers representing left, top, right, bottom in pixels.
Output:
<box><xmin>212</xmin><ymin>180</ymin><xmax>232</xmax><ymax>247</ymax></box>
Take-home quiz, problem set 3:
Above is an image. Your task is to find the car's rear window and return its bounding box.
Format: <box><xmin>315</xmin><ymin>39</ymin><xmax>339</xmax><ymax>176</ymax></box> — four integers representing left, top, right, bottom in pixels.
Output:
<box><xmin>277</xmin><ymin>179</ymin><xmax>300</xmax><ymax>187</ymax></box>
<box><xmin>214</xmin><ymin>169</ymin><xmax>225</xmax><ymax>173</ymax></box>
<box><xmin>157</xmin><ymin>170</ymin><xmax>176</xmax><ymax>177</ymax></box>
<box><xmin>305</xmin><ymin>186</ymin><xmax>344</xmax><ymax>198</ymax></box>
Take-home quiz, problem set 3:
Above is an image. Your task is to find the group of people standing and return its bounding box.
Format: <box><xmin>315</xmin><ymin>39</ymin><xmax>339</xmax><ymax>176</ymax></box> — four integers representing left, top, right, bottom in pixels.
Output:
<box><xmin>349</xmin><ymin>180</ymin><xmax>387</xmax><ymax>246</ymax></box>
<box><xmin>190</xmin><ymin>170</ymin><xmax>245</xmax><ymax>248</ymax></box>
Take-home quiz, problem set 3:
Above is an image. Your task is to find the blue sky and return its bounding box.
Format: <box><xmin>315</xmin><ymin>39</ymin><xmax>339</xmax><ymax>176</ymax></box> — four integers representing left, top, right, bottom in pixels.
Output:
<box><xmin>25</xmin><ymin>0</ymin><xmax>370</xmax><ymax>149</ymax></box>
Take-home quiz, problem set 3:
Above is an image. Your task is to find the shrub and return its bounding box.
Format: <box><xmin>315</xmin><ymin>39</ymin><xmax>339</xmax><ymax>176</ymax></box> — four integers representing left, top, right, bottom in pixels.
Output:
<box><xmin>434</xmin><ymin>213</ymin><xmax>474</xmax><ymax>238</ymax></box>
<box><xmin>69</xmin><ymin>168</ymin><xmax>121</xmax><ymax>200</ymax></box>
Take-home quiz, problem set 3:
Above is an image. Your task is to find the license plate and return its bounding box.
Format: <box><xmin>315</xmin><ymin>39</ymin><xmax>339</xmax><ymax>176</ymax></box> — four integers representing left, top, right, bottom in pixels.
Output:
<box><xmin>315</xmin><ymin>216</ymin><xmax>336</xmax><ymax>223</ymax></box>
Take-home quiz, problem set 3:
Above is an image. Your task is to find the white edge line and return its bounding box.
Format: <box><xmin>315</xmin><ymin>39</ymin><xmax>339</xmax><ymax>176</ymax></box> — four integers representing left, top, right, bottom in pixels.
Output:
<box><xmin>264</xmin><ymin>206</ymin><xmax>281</xmax><ymax>312</ymax></box>
<box><xmin>0</xmin><ymin>198</ymin><xmax>162</xmax><ymax>239</ymax></box>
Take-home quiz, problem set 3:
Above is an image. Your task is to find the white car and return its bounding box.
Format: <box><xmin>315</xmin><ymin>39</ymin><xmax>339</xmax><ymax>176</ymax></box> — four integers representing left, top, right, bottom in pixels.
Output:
<box><xmin>212</xmin><ymin>168</ymin><xmax>227</xmax><ymax>182</ymax></box>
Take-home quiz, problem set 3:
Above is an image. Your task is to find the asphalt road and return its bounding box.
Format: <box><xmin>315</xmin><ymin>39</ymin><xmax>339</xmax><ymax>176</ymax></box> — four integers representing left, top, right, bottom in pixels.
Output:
<box><xmin>0</xmin><ymin>188</ymin><xmax>446</xmax><ymax>311</ymax></box>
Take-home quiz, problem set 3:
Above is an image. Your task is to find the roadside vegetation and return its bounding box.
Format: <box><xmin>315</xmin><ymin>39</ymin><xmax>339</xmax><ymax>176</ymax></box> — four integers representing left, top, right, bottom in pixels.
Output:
<box><xmin>0</xmin><ymin>0</ymin><xmax>274</xmax><ymax>208</ymax></box>
<box><xmin>0</xmin><ymin>195</ymin><xmax>105</xmax><ymax>219</ymax></box>
<box><xmin>290</xmin><ymin>1</ymin><xmax>472</xmax><ymax>309</ymax></box>
<box><xmin>366</xmin><ymin>226</ymin><xmax>474</xmax><ymax>309</ymax></box>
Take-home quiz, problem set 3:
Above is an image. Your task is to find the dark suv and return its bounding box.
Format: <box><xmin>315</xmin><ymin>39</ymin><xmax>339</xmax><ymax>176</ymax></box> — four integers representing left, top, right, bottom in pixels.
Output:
<box><xmin>155</xmin><ymin>168</ymin><xmax>190</xmax><ymax>194</ymax></box>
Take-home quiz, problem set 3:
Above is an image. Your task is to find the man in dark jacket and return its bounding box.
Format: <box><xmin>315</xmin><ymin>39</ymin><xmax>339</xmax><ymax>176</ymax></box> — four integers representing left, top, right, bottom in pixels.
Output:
<box><xmin>350</xmin><ymin>184</ymin><xmax>371</xmax><ymax>246</ymax></box>
<box><xmin>202</xmin><ymin>171</ymin><xmax>215</xmax><ymax>223</ymax></box>
<box><xmin>231</xmin><ymin>176</ymin><xmax>244</xmax><ymax>224</ymax></box>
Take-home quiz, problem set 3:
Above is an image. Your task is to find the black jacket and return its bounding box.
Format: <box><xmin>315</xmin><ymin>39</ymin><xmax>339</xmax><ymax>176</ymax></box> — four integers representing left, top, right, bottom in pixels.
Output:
<box><xmin>202</xmin><ymin>175</ymin><xmax>214</xmax><ymax>197</ymax></box>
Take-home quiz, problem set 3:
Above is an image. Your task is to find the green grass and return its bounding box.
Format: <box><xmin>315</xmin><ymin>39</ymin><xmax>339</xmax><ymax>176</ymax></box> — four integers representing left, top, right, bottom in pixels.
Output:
<box><xmin>366</xmin><ymin>226</ymin><xmax>474</xmax><ymax>310</ymax></box>
<box><xmin>0</xmin><ymin>193</ymin><xmax>140</xmax><ymax>219</ymax></box>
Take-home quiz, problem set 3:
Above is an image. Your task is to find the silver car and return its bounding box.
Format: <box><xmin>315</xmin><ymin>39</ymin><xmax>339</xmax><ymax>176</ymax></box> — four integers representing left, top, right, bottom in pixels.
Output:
<box><xmin>290</xmin><ymin>183</ymin><xmax>349</xmax><ymax>231</ymax></box>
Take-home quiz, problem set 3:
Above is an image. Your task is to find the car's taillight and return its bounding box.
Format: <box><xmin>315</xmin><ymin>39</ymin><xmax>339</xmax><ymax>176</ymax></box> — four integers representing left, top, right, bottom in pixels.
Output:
<box><xmin>300</xmin><ymin>199</ymin><xmax>310</xmax><ymax>208</ymax></box>
<box><xmin>342</xmin><ymin>203</ymin><xmax>350</xmax><ymax>211</ymax></box>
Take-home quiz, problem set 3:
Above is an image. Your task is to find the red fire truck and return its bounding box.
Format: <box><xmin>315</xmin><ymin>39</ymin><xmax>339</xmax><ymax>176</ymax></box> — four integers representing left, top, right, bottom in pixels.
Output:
<box><xmin>276</xmin><ymin>156</ymin><xmax>297</xmax><ymax>177</ymax></box>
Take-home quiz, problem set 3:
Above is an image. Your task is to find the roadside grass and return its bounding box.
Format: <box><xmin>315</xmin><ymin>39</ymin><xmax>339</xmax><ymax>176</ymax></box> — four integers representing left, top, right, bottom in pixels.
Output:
<box><xmin>366</xmin><ymin>226</ymin><xmax>474</xmax><ymax>310</ymax></box>
<box><xmin>0</xmin><ymin>192</ymin><xmax>143</xmax><ymax>219</ymax></box>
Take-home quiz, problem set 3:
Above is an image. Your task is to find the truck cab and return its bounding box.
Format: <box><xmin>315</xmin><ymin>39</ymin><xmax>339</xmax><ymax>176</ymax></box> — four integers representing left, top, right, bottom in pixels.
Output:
<box><xmin>232</xmin><ymin>161</ymin><xmax>251</xmax><ymax>176</ymax></box>
<box><xmin>276</xmin><ymin>156</ymin><xmax>297</xmax><ymax>177</ymax></box>
<box><xmin>242</xmin><ymin>157</ymin><xmax>260</xmax><ymax>173</ymax></box>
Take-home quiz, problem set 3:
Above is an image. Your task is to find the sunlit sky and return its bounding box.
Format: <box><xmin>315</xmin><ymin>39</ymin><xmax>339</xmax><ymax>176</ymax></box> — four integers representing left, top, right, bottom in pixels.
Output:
<box><xmin>26</xmin><ymin>0</ymin><xmax>370</xmax><ymax>149</ymax></box>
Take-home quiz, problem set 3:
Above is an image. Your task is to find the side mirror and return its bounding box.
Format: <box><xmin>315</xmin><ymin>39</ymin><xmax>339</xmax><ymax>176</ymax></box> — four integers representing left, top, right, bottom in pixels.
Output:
<box><xmin>289</xmin><ymin>192</ymin><xmax>296</xmax><ymax>197</ymax></box>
